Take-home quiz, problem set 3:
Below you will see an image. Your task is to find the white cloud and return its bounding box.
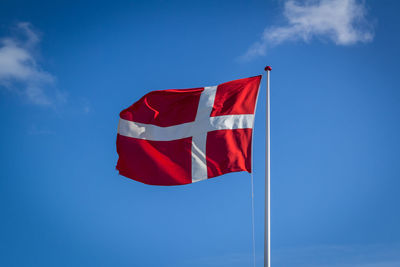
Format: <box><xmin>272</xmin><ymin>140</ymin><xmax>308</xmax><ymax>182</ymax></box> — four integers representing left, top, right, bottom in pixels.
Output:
<box><xmin>273</xmin><ymin>243</ymin><xmax>400</xmax><ymax>267</ymax></box>
<box><xmin>0</xmin><ymin>22</ymin><xmax>66</xmax><ymax>106</ymax></box>
<box><xmin>242</xmin><ymin>0</ymin><xmax>374</xmax><ymax>60</ymax></box>
<box><xmin>28</xmin><ymin>124</ymin><xmax>54</xmax><ymax>135</ymax></box>
<box><xmin>181</xmin><ymin>243</ymin><xmax>400</xmax><ymax>267</ymax></box>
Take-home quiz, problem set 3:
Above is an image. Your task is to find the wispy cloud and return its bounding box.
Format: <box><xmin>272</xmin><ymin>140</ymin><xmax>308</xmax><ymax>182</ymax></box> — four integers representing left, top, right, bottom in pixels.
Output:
<box><xmin>242</xmin><ymin>0</ymin><xmax>374</xmax><ymax>60</ymax></box>
<box><xmin>180</xmin><ymin>252</ymin><xmax>254</xmax><ymax>267</ymax></box>
<box><xmin>178</xmin><ymin>243</ymin><xmax>400</xmax><ymax>267</ymax></box>
<box><xmin>273</xmin><ymin>243</ymin><xmax>400</xmax><ymax>267</ymax></box>
<box><xmin>0</xmin><ymin>22</ymin><xmax>66</xmax><ymax>106</ymax></box>
<box><xmin>27</xmin><ymin>124</ymin><xmax>55</xmax><ymax>135</ymax></box>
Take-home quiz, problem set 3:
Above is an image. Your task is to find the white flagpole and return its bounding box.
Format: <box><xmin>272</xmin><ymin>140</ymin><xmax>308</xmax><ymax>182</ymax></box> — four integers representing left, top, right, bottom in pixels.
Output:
<box><xmin>264</xmin><ymin>66</ymin><xmax>272</xmax><ymax>267</ymax></box>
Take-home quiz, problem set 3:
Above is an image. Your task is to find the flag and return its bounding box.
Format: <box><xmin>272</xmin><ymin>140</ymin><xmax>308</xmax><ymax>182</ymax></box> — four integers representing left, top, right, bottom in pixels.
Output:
<box><xmin>116</xmin><ymin>75</ymin><xmax>261</xmax><ymax>185</ymax></box>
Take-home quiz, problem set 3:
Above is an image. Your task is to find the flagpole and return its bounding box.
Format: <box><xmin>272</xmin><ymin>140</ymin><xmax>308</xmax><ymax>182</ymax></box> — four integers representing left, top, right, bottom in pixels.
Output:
<box><xmin>264</xmin><ymin>66</ymin><xmax>272</xmax><ymax>267</ymax></box>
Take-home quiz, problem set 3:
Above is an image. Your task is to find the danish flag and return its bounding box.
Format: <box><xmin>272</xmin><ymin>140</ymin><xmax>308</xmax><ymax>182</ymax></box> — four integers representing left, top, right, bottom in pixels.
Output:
<box><xmin>116</xmin><ymin>75</ymin><xmax>261</xmax><ymax>185</ymax></box>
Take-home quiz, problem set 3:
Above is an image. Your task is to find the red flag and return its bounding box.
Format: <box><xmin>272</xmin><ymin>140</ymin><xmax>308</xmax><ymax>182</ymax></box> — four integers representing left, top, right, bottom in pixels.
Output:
<box><xmin>116</xmin><ymin>75</ymin><xmax>261</xmax><ymax>185</ymax></box>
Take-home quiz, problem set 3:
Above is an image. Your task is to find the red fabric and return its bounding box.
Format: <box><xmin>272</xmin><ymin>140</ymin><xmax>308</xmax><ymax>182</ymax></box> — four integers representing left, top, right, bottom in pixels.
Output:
<box><xmin>120</xmin><ymin>88</ymin><xmax>203</xmax><ymax>127</ymax></box>
<box><xmin>211</xmin><ymin>76</ymin><xmax>261</xmax><ymax>117</ymax></box>
<box><xmin>206</xmin><ymin>129</ymin><xmax>252</xmax><ymax>179</ymax></box>
<box><xmin>116</xmin><ymin>134</ymin><xmax>192</xmax><ymax>185</ymax></box>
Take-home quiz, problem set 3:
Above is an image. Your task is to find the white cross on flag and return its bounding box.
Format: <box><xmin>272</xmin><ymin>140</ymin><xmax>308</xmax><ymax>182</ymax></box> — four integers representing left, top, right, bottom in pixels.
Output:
<box><xmin>116</xmin><ymin>75</ymin><xmax>261</xmax><ymax>185</ymax></box>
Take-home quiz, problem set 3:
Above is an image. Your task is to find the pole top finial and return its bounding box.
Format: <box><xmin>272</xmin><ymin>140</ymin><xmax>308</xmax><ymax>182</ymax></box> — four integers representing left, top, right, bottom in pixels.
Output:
<box><xmin>265</xmin><ymin>66</ymin><xmax>272</xmax><ymax>71</ymax></box>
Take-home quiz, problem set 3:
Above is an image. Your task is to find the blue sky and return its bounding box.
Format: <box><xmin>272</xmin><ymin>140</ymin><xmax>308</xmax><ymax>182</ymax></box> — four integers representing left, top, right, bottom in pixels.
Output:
<box><xmin>1</xmin><ymin>0</ymin><xmax>400</xmax><ymax>266</ymax></box>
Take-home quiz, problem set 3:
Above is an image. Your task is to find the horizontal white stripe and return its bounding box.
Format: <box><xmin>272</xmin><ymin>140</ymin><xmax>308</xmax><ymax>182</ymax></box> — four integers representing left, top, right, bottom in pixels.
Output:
<box><xmin>118</xmin><ymin>114</ymin><xmax>254</xmax><ymax>141</ymax></box>
<box><xmin>209</xmin><ymin>115</ymin><xmax>254</xmax><ymax>130</ymax></box>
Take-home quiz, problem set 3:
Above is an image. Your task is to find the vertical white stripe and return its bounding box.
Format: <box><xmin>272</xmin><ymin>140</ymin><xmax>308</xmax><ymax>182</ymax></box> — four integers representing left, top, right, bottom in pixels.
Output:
<box><xmin>191</xmin><ymin>134</ymin><xmax>208</xmax><ymax>182</ymax></box>
<box><xmin>191</xmin><ymin>86</ymin><xmax>217</xmax><ymax>183</ymax></box>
